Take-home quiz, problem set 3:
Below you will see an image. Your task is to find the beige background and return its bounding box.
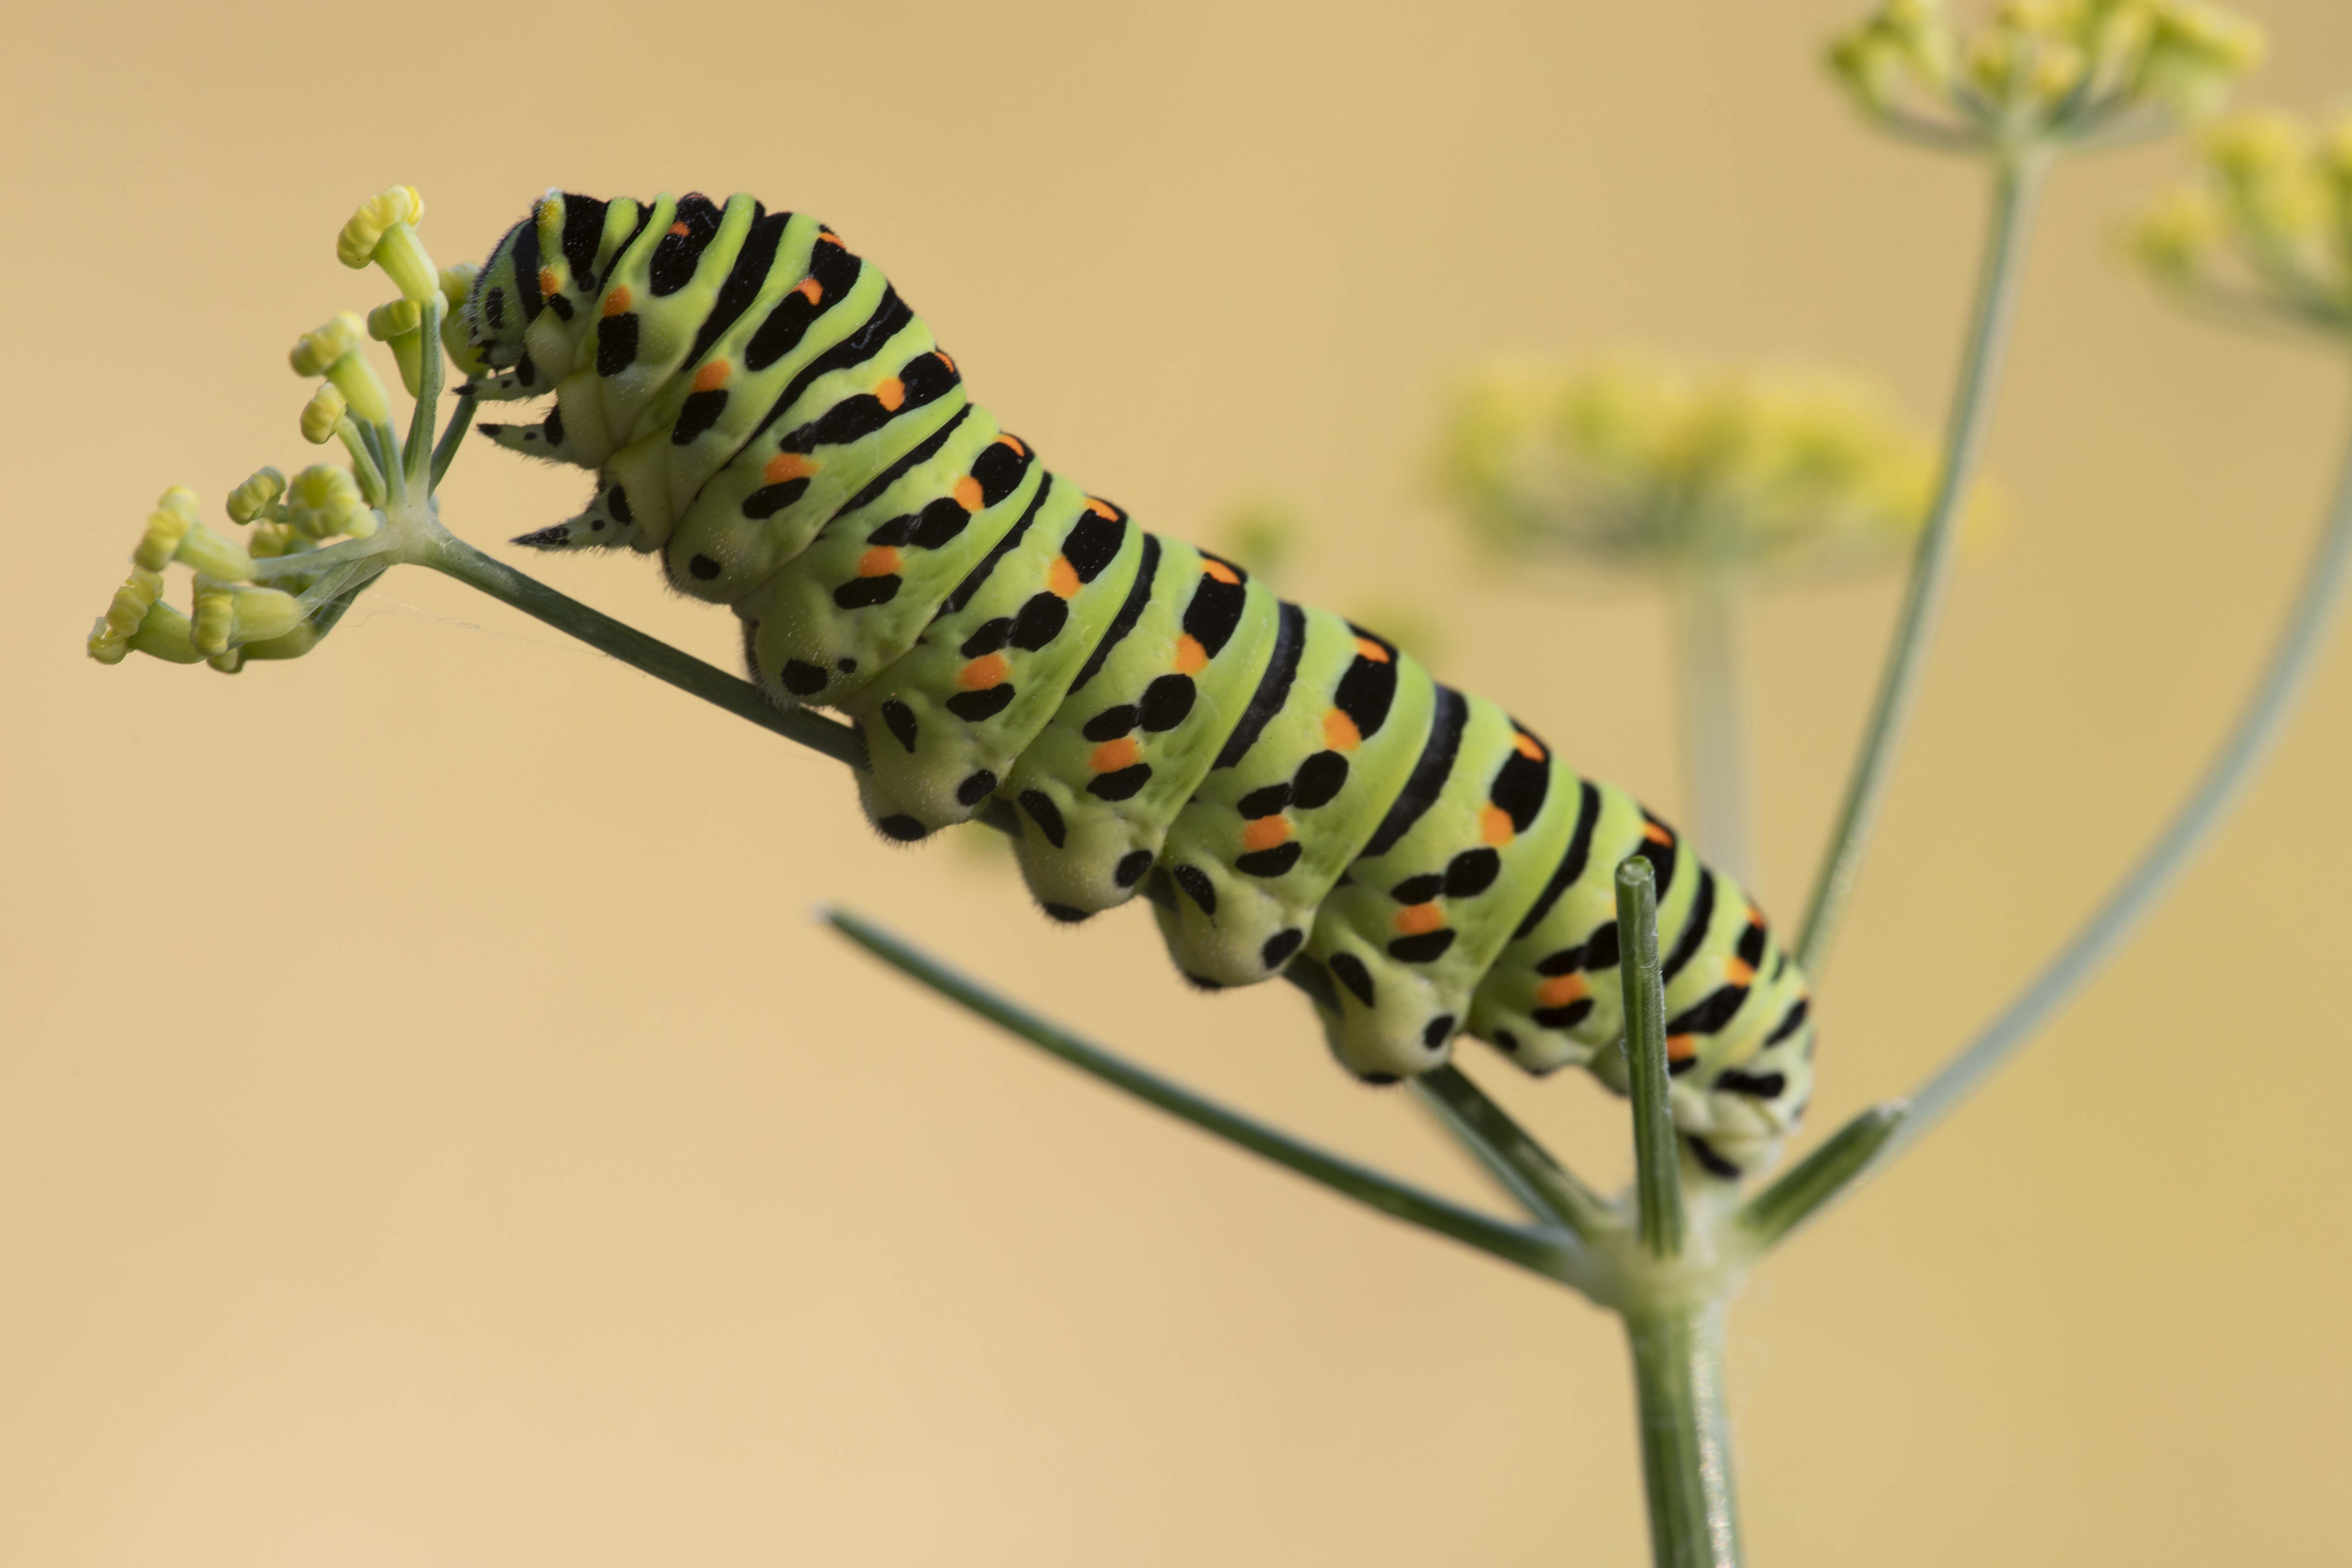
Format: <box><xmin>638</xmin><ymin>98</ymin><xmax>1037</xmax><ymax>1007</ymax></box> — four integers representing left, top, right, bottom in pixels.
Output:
<box><xmin>7</xmin><ymin>1</ymin><xmax>2351</xmax><ymax>1562</ymax></box>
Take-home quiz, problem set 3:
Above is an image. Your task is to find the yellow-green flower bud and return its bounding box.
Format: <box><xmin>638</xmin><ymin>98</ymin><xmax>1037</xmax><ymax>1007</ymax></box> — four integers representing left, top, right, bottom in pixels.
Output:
<box><xmin>226</xmin><ymin>466</ymin><xmax>287</xmax><ymax>524</ymax></box>
<box><xmin>290</xmin><ymin>313</ymin><xmax>366</xmax><ymax>378</ymax></box>
<box><xmin>2131</xmin><ymin>188</ymin><xmax>2222</xmax><ymax>278</ymax></box>
<box><xmin>2136</xmin><ymin>2</ymin><xmax>2264</xmax><ymax>119</ymax></box>
<box><xmin>225</xmin><ymin>584</ymin><xmax>307</xmax><ymax>645</ymax></box>
<box><xmin>188</xmin><ymin>579</ymin><xmax>301</xmax><ymax>657</ymax></box>
<box><xmin>208</xmin><ymin>648</ymin><xmax>245</xmax><ymax>674</ymax></box>
<box><xmin>127</xmin><ymin>600</ymin><xmax>204</xmax><ymax>664</ymax></box>
<box><xmin>132</xmin><ymin>502</ymin><xmax>191</xmax><ymax>571</ymax></box>
<box><xmin>191</xmin><ymin>578</ymin><xmax>234</xmax><ymax>656</ymax></box>
<box><xmin>284</xmin><ymin>463</ymin><xmax>370</xmax><ymax>539</ymax></box>
<box><xmin>367</xmin><ymin>298</ymin><xmax>423</xmax><ymax>341</ymax></box>
<box><xmin>338</xmin><ymin>185</ymin><xmax>440</xmax><ymax>303</ymax></box>
<box><xmin>87</xmin><ymin>566</ymin><xmax>165</xmax><ymax>664</ymax></box>
<box><xmin>1826</xmin><ymin>28</ymin><xmax>1903</xmax><ymax>112</ymax></box>
<box><xmin>240</xmin><ymin>621</ymin><xmax>323</xmax><ymax>661</ymax></box>
<box><xmin>301</xmin><ymin>383</ymin><xmax>350</xmax><ymax>444</ymax></box>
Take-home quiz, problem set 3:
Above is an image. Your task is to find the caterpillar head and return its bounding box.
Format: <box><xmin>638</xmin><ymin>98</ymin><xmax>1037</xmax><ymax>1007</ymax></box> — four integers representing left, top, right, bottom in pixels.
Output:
<box><xmin>465</xmin><ymin>190</ymin><xmax>622</xmax><ymax>386</ymax></box>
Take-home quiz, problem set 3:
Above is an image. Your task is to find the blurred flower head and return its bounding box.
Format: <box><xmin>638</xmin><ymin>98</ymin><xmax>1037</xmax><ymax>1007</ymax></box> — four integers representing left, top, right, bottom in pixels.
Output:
<box><xmin>1437</xmin><ymin>356</ymin><xmax>1970</xmax><ymax>579</ymax></box>
<box><xmin>2130</xmin><ymin>107</ymin><xmax>2352</xmax><ymax>334</ymax></box>
<box><xmin>1827</xmin><ymin>0</ymin><xmax>2262</xmax><ymax>150</ymax></box>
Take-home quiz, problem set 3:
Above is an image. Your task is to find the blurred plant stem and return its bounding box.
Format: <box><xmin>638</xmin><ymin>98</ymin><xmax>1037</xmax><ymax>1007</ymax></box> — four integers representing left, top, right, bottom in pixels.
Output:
<box><xmin>1797</xmin><ymin>151</ymin><xmax>2049</xmax><ymax>975</ymax></box>
<box><xmin>1671</xmin><ymin>567</ymin><xmax>1753</xmax><ymax>883</ymax></box>
<box><xmin>1800</xmin><ymin>404</ymin><xmax>2352</xmax><ymax>1213</ymax></box>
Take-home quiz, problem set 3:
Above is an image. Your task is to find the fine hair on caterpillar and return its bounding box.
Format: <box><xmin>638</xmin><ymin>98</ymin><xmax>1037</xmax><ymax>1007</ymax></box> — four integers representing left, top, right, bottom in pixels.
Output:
<box><xmin>462</xmin><ymin>187</ymin><xmax>1816</xmax><ymax>1180</ymax></box>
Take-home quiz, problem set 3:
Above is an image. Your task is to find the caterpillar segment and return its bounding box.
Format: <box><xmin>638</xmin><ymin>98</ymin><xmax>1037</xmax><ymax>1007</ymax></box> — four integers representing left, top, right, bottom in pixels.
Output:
<box><xmin>465</xmin><ymin>189</ymin><xmax>1818</xmax><ymax>1179</ymax></box>
<box><xmin>1149</xmin><ymin>613</ymin><xmax>1438</xmax><ymax>988</ymax></box>
<box><xmin>841</xmin><ymin>476</ymin><xmax>1146</xmax><ymax>838</ymax></box>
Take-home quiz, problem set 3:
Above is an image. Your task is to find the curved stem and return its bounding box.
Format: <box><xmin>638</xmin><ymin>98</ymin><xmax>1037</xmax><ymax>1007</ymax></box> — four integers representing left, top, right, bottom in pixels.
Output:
<box><xmin>1797</xmin><ymin>153</ymin><xmax>2048</xmax><ymax>975</ymax></box>
<box><xmin>827</xmin><ymin>908</ymin><xmax>1580</xmax><ymax>1282</ymax></box>
<box><xmin>1899</xmin><ymin>416</ymin><xmax>2352</xmax><ymax>1139</ymax></box>
<box><xmin>1792</xmin><ymin>409</ymin><xmax>2352</xmax><ymax>1217</ymax></box>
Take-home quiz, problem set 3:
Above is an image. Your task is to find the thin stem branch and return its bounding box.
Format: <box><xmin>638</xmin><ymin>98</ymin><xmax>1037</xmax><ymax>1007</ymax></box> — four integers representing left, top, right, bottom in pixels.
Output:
<box><xmin>1617</xmin><ymin>856</ymin><xmax>1682</xmax><ymax>1258</ymax></box>
<box><xmin>431</xmin><ymin>392</ymin><xmax>478</xmax><ymax>489</ymax></box>
<box><xmin>1671</xmin><ymin>566</ymin><xmax>1752</xmax><ymax>884</ymax></box>
<box><xmin>1797</xmin><ymin>152</ymin><xmax>2049</xmax><ymax>975</ymax></box>
<box><xmin>1898</xmin><ymin>417</ymin><xmax>2352</xmax><ymax>1139</ymax></box>
<box><xmin>1626</xmin><ymin>1304</ymin><xmax>1742</xmax><ymax>1568</ymax></box>
<box><xmin>413</xmin><ymin>524</ymin><xmax>1605</xmax><ymax>1230</ymax></box>
<box><xmin>419</xmin><ymin>527</ymin><xmax>869</xmax><ymax>768</ymax></box>
<box><xmin>1410</xmin><ymin>1067</ymin><xmax>1615</xmax><ymax>1240</ymax></box>
<box><xmin>825</xmin><ymin>907</ymin><xmax>1579</xmax><ymax>1282</ymax></box>
<box><xmin>1734</xmin><ymin>1101</ymin><xmax>1907</xmax><ymax>1251</ymax></box>
<box><xmin>1794</xmin><ymin>408</ymin><xmax>2352</xmax><ymax>1217</ymax></box>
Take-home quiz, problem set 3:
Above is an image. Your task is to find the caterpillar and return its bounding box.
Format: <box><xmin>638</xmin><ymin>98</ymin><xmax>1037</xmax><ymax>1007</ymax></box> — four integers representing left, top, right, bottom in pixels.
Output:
<box><xmin>463</xmin><ymin>190</ymin><xmax>1815</xmax><ymax>1179</ymax></box>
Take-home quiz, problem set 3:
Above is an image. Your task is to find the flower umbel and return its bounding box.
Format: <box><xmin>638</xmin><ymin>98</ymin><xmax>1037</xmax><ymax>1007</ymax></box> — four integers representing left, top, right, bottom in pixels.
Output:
<box><xmin>2130</xmin><ymin>108</ymin><xmax>2352</xmax><ymax>334</ymax></box>
<box><xmin>1437</xmin><ymin>357</ymin><xmax>1965</xmax><ymax>578</ymax></box>
<box><xmin>86</xmin><ymin>187</ymin><xmax>467</xmax><ymax>674</ymax></box>
<box><xmin>1827</xmin><ymin>0</ymin><xmax>2263</xmax><ymax>151</ymax></box>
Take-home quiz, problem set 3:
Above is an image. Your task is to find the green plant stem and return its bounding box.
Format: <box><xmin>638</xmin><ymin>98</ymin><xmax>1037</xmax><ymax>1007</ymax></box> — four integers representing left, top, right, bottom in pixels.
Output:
<box><xmin>826</xmin><ymin>907</ymin><xmax>1580</xmax><ymax>1282</ymax></box>
<box><xmin>1626</xmin><ymin>1304</ymin><xmax>1742</xmax><ymax>1568</ymax></box>
<box><xmin>1779</xmin><ymin>410</ymin><xmax>2352</xmax><ymax>1225</ymax></box>
<box><xmin>420</xmin><ymin>528</ymin><xmax>869</xmax><ymax>768</ymax></box>
<box><xmin>1671</xmin><ymin>566</ymin><xmax>1751</xmax><ymax>884</ymax></box>
<box><xmin>431</xmin><ymin>393</ymin><xmax>477</xmax><ymax>489</ymax></box>
<box><xmin>1410</xmin><ymin>1068</ymin><xmax>1615</xmax><ymax>1240</ymax></box>
<box><xmin>1797</xmin><ymin>151</ymin><xmax>2049</xmax><ymax>976</ymax></box>
<box><xmin>1617</xmin><ymin>856</ymin><xmax>1682</xmax><ymax>1258</ymax></box>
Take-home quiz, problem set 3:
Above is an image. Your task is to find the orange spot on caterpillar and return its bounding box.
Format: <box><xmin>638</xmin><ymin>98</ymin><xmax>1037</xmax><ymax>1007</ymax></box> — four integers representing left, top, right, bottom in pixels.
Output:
<box><xmin>875</xmin><ymin>377</ymin><xmax>905</xmax><ymax>412</ymax></box>
<box><xmin>1352</xmin><ymin>636</ymin><xmax>1391</xmax><ymax>664</ymax></box>
<box><xmin>996</xmin><ymin>434</ymin><xmax>1026</xmax><ymax>456</ymax></box>
<box><xmin>857</xmin><ymin>546</ymin><xmax>901</xmax><ymax>578</ymax></box>
<box><xmin>1323</xmin><ymin>709</ymin><xmax>1362</xmax><ymax>751</ymax></box>
<box><xmin>691</xmin><ymin>360</ymin><xmax>731</xmax><ymax>392</ymax></box>
<box><xmin>953</xmin><ymin>475</ymin><xmax>984</xmax><ymax>511</ymax></box>
<box><xmin>1084</xmin><ymin>497</ymin><xmax>1118</xmax><ymax>518</ymax></box>
<box><xmin>958</xmin><ymin>654</ymin><xmax>1008</xmax><ymax>690</ymax></box>
<box><xmin>1172</xmin><ymin>635</ymin><xmax>1208</xmax><ymax>673</ymax></box>
<box><xmin>538</xmin><ymin>267</ymin><xmax>560</xmax><ymax>299</ymax></box>
<box><xmin>1241</xmin><ymin>816</ymin><xmax>1291</xmax><ymax>853</ymax></box>
<box><xmin>764</xmin><ymin>453</ymin><xmax>814</xmax><ymax>484</ymax></box>
<box><xmin>1047</xmin><ymin>556</ymin><xmax>1081</xmax><ymax>598</ymax></box>
<box><xmin>1200</xmin><ymin>557</ymin><xmax>1241</xmax><ymax>586</ymax></box>
<box><xmin>602</xmin><ymin>286</ymin><xmax>632</xmax><ymax>317</ymax></box>
<box><xmin>795</xmin><ymin>276</ymin><xmax>823</xmax><ymax>305</ymax></box>
<box><xmin>1513</xmin><ymin>731</ymin><xmax>1547</xmax><ymax>761</ymax></box>
<box><xmin>667</xmin><ymin>220</ymin><xmax>691</xmax><ymax>237</ymax></box>
<box><xmin>1090</xmin><ymin>736</ymin><xmax>1140</xmax><ymax>772</ymax></box>
<box><xmin>937</xmin><ymin>351</ymin><xmax>957</xmax><ymax>372</ymax></box>
<box><xmin>1393</xmin><ymin>903</ymin><xmax>1446</xmax><ymax>937</ymax></box>
<box><xmin>1535</xmin><ymin>973</ymin><xmax>1589</xmax><ymax>1008</ymax></box>
<box><xmin>819</xmin><ymin>230</ymin><xmax>845</xmax><ymax>246</ymax></box>
<box><xmin>1643</xmin><ymin>822</ymin><xmax>1674</xmax><ymax>845</ymax></box>
<box><xmin>1667</xmin><ymin>1036</ymin><xmax>1699</xmax><ymax>1062</ymax></box>
<box><xmin>1724</xmin><ymin>960</ymin><xmax>1756</xmax><ymax>987</ymax></box>
<box><xmin>1480</xmin><ymin>805</ymin><xmax>1516</xmax><ymax>846</ymax></box>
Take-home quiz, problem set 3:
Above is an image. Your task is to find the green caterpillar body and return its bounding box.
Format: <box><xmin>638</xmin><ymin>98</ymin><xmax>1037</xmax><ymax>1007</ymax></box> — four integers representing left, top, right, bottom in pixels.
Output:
<box><xmin>465</xmin><ymin>190</ymin><xmax>1814</xmax><ymax>1178</ymax></box>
